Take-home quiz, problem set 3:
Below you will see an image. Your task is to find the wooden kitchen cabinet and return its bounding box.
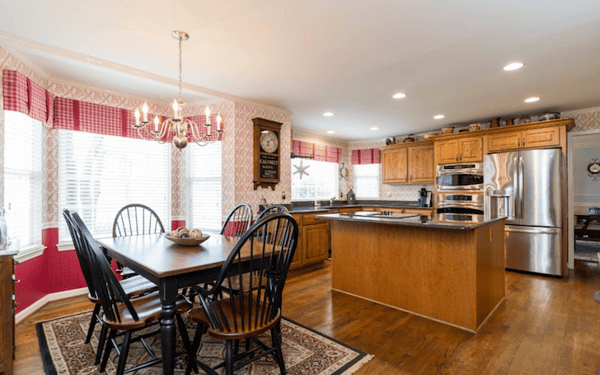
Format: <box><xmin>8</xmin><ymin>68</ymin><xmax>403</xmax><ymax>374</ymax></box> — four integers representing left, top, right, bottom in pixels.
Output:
<box><xmin>0</xmin><ymin>254</ymin><xmax>15</xmax><ymax>375</ymax></box>
<box><xmin>382</xmin><ymin>148</ymin><xmax>408</xmax><ymax>183</ymax></box>
<box><xmin>289</xmin><ymin>214</ymin><xmax>303</xmax><ymax>269</ymax></box>
<box><xmin>409</xmin><ymin>146</ymin><xmax>434</xmax><ymax>182</ymax></box>
<box><xmin>303</xmin><ymin>223</ymin><xmax>330</xmax><ymax>263</ymax></box>
<box><xmin>436</xmin><ymin>137</ymin><xmax>482</xmax><ymax>164</ymax></box>
<box><xmin>382</xmin><ymin>142</ymin><xmax>434</xmax><ymax>184</ymax></box>
<box><xmin>486</xmin><ymin>127</ymin><xmax>560</xmax><ymax>153</ymax></box>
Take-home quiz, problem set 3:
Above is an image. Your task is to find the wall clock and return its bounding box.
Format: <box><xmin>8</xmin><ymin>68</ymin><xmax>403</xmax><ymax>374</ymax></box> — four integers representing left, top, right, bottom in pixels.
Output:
<box><xmin>588</xmin><ymin>159</ymin><xmax>600</xmax><ymax>181</ymax></box>
<box><xmin>253</xmin><ymin>117</ymin><xmax>283</xmax><ymax>190</ymax></box>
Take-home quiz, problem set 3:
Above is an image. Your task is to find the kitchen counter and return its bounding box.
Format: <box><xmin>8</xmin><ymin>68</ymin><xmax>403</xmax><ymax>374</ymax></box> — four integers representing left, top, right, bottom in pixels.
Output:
<box><xmin>328</xmin><ymin>212</ymin><xmax>506</xmax><ymax>332</ymax></box>
<box><xmin>281</xmin><ymin>201</ymin><xmax>435</xmax><ymax>214</ymax></box>
<box><xmin>316</xmin><ymin>212</ymin><xmax>505</xmax><ymax>230</ymax></box>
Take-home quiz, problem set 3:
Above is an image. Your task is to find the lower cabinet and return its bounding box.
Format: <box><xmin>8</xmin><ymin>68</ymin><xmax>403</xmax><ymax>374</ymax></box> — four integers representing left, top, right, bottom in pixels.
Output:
<box><xmin>0</xmin><ymin>254</ymin><xmax>15</xmax><ymax>375</ymax></box>
<box><xmin>303</xmin><ymin>223</ymin><xmax>330</xmax><ymax>263</ymax></box>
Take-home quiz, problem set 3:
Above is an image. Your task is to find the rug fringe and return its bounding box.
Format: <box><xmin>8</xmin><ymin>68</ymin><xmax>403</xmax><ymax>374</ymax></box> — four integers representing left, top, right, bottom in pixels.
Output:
<box><xmin>341</xmin><ymin>354</ymin><xmax>374</xmax><ymax>375</ymax></box>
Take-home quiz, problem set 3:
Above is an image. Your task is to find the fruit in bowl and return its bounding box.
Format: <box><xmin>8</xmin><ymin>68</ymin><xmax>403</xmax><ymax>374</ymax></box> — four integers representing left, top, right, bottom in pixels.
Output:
<box><xmin>167</xmin><ymin>227</ymin><xmax>209</xmax><ymax>246</ymax></box>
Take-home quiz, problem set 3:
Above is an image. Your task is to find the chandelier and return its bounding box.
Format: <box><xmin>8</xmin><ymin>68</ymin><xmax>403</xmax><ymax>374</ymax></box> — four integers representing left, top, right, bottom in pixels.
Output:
<box><xmin>133</xmin><ymin>30</ymin><xmax>222</xmax><ymax>149</ymax></box>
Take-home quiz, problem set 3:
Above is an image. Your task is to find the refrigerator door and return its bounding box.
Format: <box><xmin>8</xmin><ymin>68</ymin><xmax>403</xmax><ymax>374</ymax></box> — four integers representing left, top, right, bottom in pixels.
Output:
<box><xmin>484</xmin><ymin>152</ymin><xmax>519</xmax><ymax>224</ymax></box>
<box><xmin>505</xmin><ymin>225</ymin><xmax>562</xmax><ymax>276</ymax></box>
<box><xmin>518</xmin><ymin>149</ymin><xmax>562</xmax><ymax>227</ymax></box>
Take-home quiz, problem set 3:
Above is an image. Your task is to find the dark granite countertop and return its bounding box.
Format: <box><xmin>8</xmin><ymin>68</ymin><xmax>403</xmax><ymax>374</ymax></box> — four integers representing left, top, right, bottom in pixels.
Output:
<box><xmin>315</xmin><ymin>212</ymin><xmax>506</xmax><ymax>230</ymax></box>
<box><xmin>278</xmin><ymin>201</ymin><xmax>435</xmax><ymax>214</ymax></box>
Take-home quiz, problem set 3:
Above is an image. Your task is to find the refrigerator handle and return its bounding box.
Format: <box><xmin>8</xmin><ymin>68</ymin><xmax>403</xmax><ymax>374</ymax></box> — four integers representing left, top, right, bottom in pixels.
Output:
<box><xmin>518</xmin><ymin>156</ymin><xmax>524</xmax><ymax>221</ymax></box>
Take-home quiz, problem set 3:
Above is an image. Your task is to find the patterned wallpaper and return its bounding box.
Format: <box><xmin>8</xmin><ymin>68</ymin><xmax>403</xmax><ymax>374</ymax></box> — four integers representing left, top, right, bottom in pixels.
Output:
<box><xmin>563</xmin><ymin>106</ymin><xmax>600</xmax><ymax>132</ymax></box>
<box><xmin>234</xmin><ymin>103</ymin><xmax>291</xmax><ymax>217</ymax></box>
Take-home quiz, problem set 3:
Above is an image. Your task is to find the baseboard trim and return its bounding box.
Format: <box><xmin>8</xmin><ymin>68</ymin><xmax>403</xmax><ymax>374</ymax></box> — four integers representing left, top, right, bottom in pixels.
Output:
<box><xmin>16</xmin><ymin>287</ymin><xmax>88</xmax><ymax>325</ymax></box>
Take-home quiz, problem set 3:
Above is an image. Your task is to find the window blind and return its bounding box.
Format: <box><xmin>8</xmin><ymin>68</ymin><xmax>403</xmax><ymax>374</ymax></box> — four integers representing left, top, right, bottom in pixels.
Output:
<box><xmin>4</xmin><ymin>111</ymin><xmax>43</xmax><ymax>250</ymax></box>
<box><xmin>291</xmin><ymin>158</ymin><xmax>339</xmax><ymax>200</ymax></box>
<box><xmin>354</xmin><ymin>164</ymin><xmax>380</xmax><ymax>198</ymax></box>
<box><xmin>186</xmin><ymin>142</ymin><xmax>222</xmax><ymax>232</ymax></box>
<box><xmin>58</xmin><ymin>130</ymin><xmax>171</xmax><ymax>242</ymax></box>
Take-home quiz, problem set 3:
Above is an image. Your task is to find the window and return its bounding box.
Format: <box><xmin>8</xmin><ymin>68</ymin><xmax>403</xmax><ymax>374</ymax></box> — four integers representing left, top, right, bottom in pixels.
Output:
<box><xmin>4</xmin><ymin>111</ymin><xmax>43</xmax><ymax>252</ymax></box>
<box><xmin>354</xmin><ymin>164</ymin><xmax>380</xmax><ymax>198</ymax></box>
<box><xmin>187</xmin><ymin>142</ymin><xmax>222</xmax><ymax>232</ymax></box>
<box><xmin>59</xmin><ymin>130</ymin><xmax>171</xmax><ymax>242</ymax></box>
<box><xmin>291</xmin><ymin>158</ymin><xmax>338</xmax><ymax>200</ymax></box>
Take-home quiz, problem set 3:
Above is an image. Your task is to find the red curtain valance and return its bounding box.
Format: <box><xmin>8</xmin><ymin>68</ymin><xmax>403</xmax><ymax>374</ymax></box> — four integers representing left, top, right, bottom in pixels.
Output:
<box><xmin>3</xmin><ymin>70</ymin><xmax>54</xmax><ymax>125</ymax></box>
<box><xmin>351</xmin><ymin>148</ymin><xmax>381</xmax><ymax>164</ymax></box>
<box><xmin>3</xmin><ymin>70</ymin><xmax>224</xmax><ymax>142</ymax></box>
<box><xmin>291</xmin><ymin>139</ymin><xmax>342</xmax><ymax>163</ymax></box>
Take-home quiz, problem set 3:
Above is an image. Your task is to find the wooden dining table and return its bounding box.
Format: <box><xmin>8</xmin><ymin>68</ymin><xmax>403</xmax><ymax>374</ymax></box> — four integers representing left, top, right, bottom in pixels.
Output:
<box><xmin>98</xmin><ymin>232</ymin><xmax>242</xmax><ymax>375</ymax></box>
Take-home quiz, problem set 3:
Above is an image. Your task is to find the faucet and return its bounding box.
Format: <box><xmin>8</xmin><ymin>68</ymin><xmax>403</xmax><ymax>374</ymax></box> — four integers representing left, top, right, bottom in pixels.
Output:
<box><xmin>330</xmin><ymin>196</ymin><xmax>335</xmax><ymax>206</ymax></box>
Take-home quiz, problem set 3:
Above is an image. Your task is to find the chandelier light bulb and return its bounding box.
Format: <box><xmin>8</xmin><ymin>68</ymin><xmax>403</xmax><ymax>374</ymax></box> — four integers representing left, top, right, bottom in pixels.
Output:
<box><xmin>217</xmin><ymin>114</ymin><xmax>222</xmax><ymax>131</ymax></box>
<box><xmin>205</xmin><ymin>107</ymin><xmax>211</xmax><ymax>124</ymax></box>
<box><xmin>142</xmin><ymin>102</ymin><xmax>149</xmax><ymax>122</ymax></box>
<box><xmin>153</xmin><ymin>115</ymin><xmax>160</xmax><ymax>132</ymax></box>
<box><xmin>134</xmin><ymin>108</ymin><xmax>141</xmax><ymax>126</ymax></box>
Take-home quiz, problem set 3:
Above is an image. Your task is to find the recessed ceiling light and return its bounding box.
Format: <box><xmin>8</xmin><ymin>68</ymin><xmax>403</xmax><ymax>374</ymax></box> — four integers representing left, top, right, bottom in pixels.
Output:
<box><xmin>370</xmin><ymin>127</ymin><xmax>379</xmax><ymax>131</ymax></box>
<box><xmin>392</xmin><ymin>93</ymin><xmax>407</xmax><ymax>99</ymax></box>
<box><xmin>327</xmin><ymin>130</ymin><xmax>335</xmax><ymax>134</ymax></box>
<box><xmin>524</xmin><ymin>97</ymin><xmax>540</xmax><ymax>103</ymax></box>
<box><xmin>504</xmin><ymin>62</ymin><xmax>524</xmax><ymax>71</ymax></box>
<box><xmin>323</xmin><ymin>112</ymin><xmax>334</xmax><ymax>117</ymax></box>
<box><xmin>434</xmin><ymin>114</ymin><xmax>445</xmax><ymax>120</ymax></box>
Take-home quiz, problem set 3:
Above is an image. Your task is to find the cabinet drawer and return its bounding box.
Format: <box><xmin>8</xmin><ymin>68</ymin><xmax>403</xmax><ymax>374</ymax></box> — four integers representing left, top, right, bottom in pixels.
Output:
<box><xmin>303</xmin><ymin>212</ymin><xmax>329</xmax><ymax>225</ymax></box>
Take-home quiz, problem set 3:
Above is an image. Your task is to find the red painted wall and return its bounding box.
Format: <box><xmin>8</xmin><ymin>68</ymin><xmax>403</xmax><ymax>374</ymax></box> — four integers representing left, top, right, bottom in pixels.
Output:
<box><xmin>15</xmin><ymin>220</ymin><xmax>186</xmax><ymax>314</ymax></box>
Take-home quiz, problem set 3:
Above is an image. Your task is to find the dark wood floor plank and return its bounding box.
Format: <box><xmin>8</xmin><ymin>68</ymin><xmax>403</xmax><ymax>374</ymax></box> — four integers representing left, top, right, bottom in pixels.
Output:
<box><xmin>13</xmin><ymin>260</ymin><xmax>600</xmax><ymax>374</ymax></box>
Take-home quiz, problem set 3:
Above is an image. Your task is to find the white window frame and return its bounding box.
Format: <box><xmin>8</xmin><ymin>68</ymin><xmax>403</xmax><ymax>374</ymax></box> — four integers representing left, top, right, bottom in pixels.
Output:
<box><xmin>3</xmin><ymin>111</ymin><xmax>45</xmax><ymax>262</ymax></box>
<box><xmin>353</xmin><ymin>163</ymin><xmax>380</xmax><ymax>199</ymax></box>
<box><xmin>186</xmin><ymin>142</ymin><xmax>223</xmax><ymax>232</ymax></box>
<box><xmin>291</xmin><ymin>158</ymin><xmax>339</xmax><ymax>201</ymax></box>
<box><xmin>57</xmin><ymin>130</ymin><xmax>171</xmax><ymax>247</ymax></box>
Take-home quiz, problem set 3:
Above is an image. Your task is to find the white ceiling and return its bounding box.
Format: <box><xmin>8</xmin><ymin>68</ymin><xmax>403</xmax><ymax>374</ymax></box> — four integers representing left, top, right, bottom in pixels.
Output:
<box><xmin>1</xmin><ymin>0</ymin><xmax>599</xmax><ymax>141</ymax></box>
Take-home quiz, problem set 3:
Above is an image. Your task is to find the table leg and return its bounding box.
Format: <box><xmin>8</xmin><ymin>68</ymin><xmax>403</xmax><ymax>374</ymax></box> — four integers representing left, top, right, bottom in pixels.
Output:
<box><xmin>160</xmin><ymin>280</ymin><xmax>179</xmax><ymax>375</ymax></box>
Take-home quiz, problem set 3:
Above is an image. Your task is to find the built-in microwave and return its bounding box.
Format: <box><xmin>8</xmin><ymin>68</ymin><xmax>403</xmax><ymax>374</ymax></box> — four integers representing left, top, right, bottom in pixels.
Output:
<box><xmin>436</xmin><ymin>163</ymin><xmax>483</xmax><ymax>192</ymax></box>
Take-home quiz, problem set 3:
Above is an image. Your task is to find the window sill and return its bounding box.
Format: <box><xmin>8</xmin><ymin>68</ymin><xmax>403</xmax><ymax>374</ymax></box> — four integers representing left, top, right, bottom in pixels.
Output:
<box><xmin>57</xmin><ymin>242</ymin><xmax>75</xmax><ymax>252</ymax></box>
<box><xmin>14</xmin><ymin>244</ymin><xmax>46</xmax><ymax>263</ymax></box>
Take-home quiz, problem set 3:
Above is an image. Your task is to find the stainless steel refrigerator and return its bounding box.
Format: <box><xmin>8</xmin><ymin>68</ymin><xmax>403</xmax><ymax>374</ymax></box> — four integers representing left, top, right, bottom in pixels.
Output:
<box><xmin>484</xmin><ymin>149</ymin><xmax>562</xmax><ymax>276</ymax></box>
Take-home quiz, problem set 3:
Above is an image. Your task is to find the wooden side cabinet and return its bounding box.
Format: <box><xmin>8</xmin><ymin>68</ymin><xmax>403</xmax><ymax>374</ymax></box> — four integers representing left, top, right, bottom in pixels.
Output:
<box><xmin>436</xmin><ymin>137</ymin><xmax>482</xmax><ymax>164</ymax></box>
<box><xmin>409</xmin><ymin>146</ymin><xmax>434</xmax><ymax>183</ymax></box>
<box><xmin>289</xmin><ymin>214</ymin><xmax>303</xmax><ymax>270</ymax></box>
<box><xmin>0</xmin><ymin>253</ymin><xmax>15</xmax><ymax>375</ymax></box>
<box><xmin>486</xmin><ymin>128</ymin><xmax>560</xmax><ymax>153</ymax></box>
<box><xmin>382</xmin><ymin>148</ymin><xmax>408</xmax><ymax>183</ymax></box>
<box><xmin>382</xmin><ymin>143</ymin><xmax>434</xmax><ymax>184</ymax></box>
<box><xmin>303</xmin><ymin>223</ymin><xmax>330</xmax><ymax>263</ymax></box>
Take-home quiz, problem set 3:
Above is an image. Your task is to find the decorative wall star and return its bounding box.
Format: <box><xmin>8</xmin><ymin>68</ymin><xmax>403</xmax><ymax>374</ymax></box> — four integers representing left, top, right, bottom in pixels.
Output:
<box><xmin>293</xmin><ymin>160</ymin><xmax>310</xmax><ymax>180</ymax></box>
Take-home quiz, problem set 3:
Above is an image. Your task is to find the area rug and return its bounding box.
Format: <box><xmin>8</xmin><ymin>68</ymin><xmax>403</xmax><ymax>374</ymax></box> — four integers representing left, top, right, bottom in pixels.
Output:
<box><xmin>36</xmin><ymin>311</ymin><xmax>372</xmax><ymax>375</ymax></box>
<box><xmin>575</xmin><ymin>240</ymin><xmax>600</xmax><ymax>262</ymax></box>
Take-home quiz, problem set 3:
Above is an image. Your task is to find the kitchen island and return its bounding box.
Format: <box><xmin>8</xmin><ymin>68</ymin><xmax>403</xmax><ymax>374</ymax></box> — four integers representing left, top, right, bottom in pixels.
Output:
<box><xmin>316</xmin><ymin>212</ymin><xmax>506</xmax><ymax>332</ymax></box>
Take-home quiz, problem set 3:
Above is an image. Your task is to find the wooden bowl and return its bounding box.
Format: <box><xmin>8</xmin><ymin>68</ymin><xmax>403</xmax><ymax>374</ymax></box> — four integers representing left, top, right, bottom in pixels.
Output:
<box><xmin>165</xmin><ymin>234</ymin><xmax>210</xmax><ymax>246</ymax></box>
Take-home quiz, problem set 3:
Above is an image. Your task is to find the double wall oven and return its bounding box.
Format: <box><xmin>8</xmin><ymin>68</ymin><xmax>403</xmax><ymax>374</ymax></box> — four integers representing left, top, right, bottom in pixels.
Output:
<box><xmin>436</xmin><ymin>162</ymin><xmax>484</xmax><ymax>216</ymax></box>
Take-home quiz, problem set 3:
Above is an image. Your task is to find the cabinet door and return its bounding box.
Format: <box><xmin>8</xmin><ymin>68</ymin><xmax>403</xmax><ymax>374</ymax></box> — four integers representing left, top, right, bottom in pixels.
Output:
<box><xmin>409</xmin><ymin>146</ymin><xmax>434</xmax><ymax>183</ymax></box>
<box><xmin>289</xmin><ymin>214</ymin><xmax>303</xmax><ymax>269</ymax></box>
<box><xmin>459</xmin><ymin>137</ymin><xmax>483</xmax><ymax>162</ymax></box>
<box><xmin>487</xmin><ymin>132</ymin><xmax>522</xmax><ymax>152</ymax></box>
<box><xmin>382</xmin><ymin>148</ymin><xmax>408</xmax><ymax>183</ymax></box>
<box><xmin>304</xmin><ymin>223</ymin><xmax>330</xmax><ymax>263</ymax></box>
<box><xmin>522</xmin><ymin>127</ymin><xmax>560</xmax><ymax>148</ymax></box>
<box><xmin>436</xmin><ymin>140</ymin><xmax>460</xmax><ymax>164</ymax></box>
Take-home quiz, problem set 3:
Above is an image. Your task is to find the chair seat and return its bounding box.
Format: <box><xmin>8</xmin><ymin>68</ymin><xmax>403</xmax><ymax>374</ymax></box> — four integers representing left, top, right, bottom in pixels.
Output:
<box><xmin>103</xmin><ymin>291</ymin><xmax>192</xmax><ymax>330</ymax></box>
<box><xmin>188</xmin><ymin>294</ymin><xmax>280</xmax><ymax>340</ymax></box>
<box><xmin>88</xmin><ymin>275</ymin><xmax>157</xmax><ymax>304</ymax></box>
<box><xmin>223</xmin><ymin>273</ymin><xmax>268</xmax><ymax>293</ymax></box>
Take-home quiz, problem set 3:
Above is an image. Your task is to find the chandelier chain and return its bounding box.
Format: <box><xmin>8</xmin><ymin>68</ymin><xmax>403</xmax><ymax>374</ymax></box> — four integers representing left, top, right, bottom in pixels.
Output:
<box><xmin>178</xmin><ymin>36</ymin><xmax>183</xmax><ymax>102</ymax></box>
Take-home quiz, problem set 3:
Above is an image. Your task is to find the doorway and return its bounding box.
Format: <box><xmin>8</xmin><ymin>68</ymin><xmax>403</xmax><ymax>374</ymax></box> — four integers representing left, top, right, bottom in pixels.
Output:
<box><xmin>568</xmin><ymin>130</ymin><xmax>600</xmax><ymax>266</ymax></box>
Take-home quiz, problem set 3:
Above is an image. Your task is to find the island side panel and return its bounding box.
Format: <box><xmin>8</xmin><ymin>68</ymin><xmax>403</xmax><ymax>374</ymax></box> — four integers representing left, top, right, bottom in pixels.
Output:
<box><xmin>475</xmin><ymin>220</ymin><xmax>506</xmax><ymax>328</ymax></box>
<box><xmin>331</xmin><ymin>220</ymin><xmax>479</xmax><ymax>331</ymax></box>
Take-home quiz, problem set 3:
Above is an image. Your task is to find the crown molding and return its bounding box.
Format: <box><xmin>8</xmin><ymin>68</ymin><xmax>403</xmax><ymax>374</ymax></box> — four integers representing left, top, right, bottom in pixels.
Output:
<box><xmin>0</xmin><ymin>43</ymin><xmax>51</xmax><ymax>80</ymax></box>
<box><xmin>0</xmin><ymin>32</ymin><xmax>290</xmax><ymax>115</ymax></box>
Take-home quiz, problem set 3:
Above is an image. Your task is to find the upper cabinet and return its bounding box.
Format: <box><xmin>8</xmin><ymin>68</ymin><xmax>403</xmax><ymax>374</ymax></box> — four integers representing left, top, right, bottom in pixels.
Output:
<box><xmin>486</xmin><ymin>127</ymin><xmax>560</xmax><ymax>153</ymax></box>
<box><xmin>382</xmin><ymin>142</ymin><xmax>434</xmax><ymax>184</ymax></box>
<box><xmin>435</xmin><ymin>137</ymin><xmax>483</xmax><ymax>164</ymax></box>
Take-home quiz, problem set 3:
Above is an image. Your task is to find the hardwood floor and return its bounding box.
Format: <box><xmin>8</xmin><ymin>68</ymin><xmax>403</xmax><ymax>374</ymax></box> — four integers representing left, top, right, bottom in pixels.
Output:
<box><xmin>14</xmin><ymin>260</ymin><xmax>600</xmax><ymax>374</ymax></box>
